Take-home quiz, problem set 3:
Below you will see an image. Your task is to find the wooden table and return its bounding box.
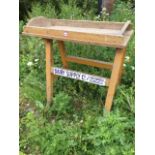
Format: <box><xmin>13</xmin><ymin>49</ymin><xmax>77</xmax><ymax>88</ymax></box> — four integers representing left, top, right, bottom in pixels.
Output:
<box><xmin>22</xmin><ymin>16</ymin><xmax>133</xmax><ymax>111</ymax></box>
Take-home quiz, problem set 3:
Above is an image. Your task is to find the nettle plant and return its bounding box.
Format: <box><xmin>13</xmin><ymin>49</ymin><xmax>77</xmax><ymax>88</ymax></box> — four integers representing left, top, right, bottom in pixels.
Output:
<box><xmin>20</xmin><ymin>110</ymin><xmax>134</xmax><ymax>155</ymax></box>
<box><xmin>51</xmin><ymin>92</ymin><xmax>72</xmax><ymax>116</ymax></box>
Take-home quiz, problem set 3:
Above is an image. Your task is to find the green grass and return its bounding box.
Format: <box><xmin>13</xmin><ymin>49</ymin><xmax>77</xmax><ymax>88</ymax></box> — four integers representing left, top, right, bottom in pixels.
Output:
<box><xmin>19</xmin><ymin>1</ymin><xmax>135</xmax><ymax>154</ymax></box>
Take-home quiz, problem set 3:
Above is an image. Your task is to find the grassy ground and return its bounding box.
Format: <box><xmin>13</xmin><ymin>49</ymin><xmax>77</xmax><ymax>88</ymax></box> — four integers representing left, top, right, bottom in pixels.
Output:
<box><xmin>19</xmin><ymin>1</ymin><xmax>135</xmax><ymax>154</ymax></box>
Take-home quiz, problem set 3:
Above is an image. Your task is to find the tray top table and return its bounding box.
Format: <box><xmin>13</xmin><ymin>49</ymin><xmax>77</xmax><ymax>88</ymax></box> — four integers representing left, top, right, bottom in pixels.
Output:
<box><xmin>22</xmin><ymin>16</ymin><xmax>133</xmax><ymax>111</ymax></box>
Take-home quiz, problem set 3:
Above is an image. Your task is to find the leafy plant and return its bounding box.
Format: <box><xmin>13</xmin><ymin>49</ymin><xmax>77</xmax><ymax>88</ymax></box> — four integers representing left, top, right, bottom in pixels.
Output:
<box><xmin>51</xmin><ymin>92</ymin><xmax>72</xmax><ymax>116</ymax></box>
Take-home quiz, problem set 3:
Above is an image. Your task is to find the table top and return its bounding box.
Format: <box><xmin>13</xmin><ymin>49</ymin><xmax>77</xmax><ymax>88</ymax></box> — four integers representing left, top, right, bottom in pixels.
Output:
<box><xmin>22</xmin><ymin>16</ymin><xmax>133</xmax><ymax>48</ymax></box>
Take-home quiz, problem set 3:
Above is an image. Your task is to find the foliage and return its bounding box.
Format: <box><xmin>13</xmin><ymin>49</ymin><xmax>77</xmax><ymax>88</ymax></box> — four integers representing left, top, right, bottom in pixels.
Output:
<box><xmin>19</xmin><ymin>0</ymin><xmax>32</xmax><ymax>20</ymax></box>
<box><xmin>20</xmin><ymin>110</ymin><xmax>134</xmax><ymax>155</ymax></box>
<box><xmin>19</xmin><ymin>0</ymin><xmax>135</xmax><ymax>20</ymax></box>
<box><xmin>51</xmin><ymin>92</ymin><xmax>72</xmax><ymax>116</ymax></box>
<box><xmin>110</xmin><ymin>0</ymin><xmax>135</xmax><ymax>23</ymax></box>
<box><xmin>20</xmin><ymin>0</ymin><xmax>135</xmax><ymax>154</ymax></box>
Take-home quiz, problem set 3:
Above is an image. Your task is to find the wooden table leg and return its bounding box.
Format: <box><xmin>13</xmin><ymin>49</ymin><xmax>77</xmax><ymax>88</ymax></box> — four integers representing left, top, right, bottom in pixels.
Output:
<box><xmin>118</xmin><ymin>48</ymin><xmax>126</xmax><ymax>84</ymax></box>
<box><xmin>45</xmin><ymin>39</ymin><xmax>54</xmax><ymax>105</ymax></box>
<box><xmin>104</xmin><ymin>48</ymin><xmax>126</xmax><ymax>111</ymax></box>
<box><xmin>58</xmin><ymin>41</ymin><xmax>69</xmax><ymax>68</ymax></box>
